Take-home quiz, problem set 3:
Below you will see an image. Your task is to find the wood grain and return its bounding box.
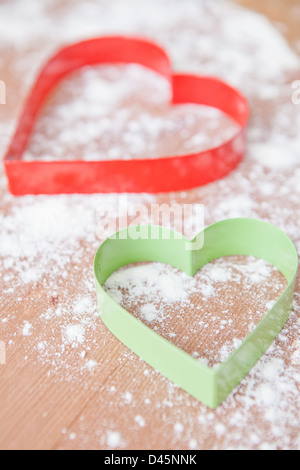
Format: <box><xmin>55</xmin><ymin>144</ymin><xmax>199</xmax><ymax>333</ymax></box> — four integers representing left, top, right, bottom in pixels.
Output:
<box><xmin>0</xmin><ymin>0</ymin><xmax>299</xmax><ymax>450</ymax></box>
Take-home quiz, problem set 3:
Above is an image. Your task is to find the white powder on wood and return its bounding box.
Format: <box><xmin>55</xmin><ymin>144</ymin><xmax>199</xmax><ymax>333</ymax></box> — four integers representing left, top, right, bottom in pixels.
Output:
<box><xmin>106</xmin><ymin>431</ymin><xmax>122</xmax><ymax>448</ymax></box>
<box><xmin>22</xmin><ymin>321</ymin><xmax>33</xmax><ymax>337</ymax></box>
<box><xmin>65</xmin><ymin>325</ymin><xmax>86</xmax><ymax>345</ymax></box>
<box><xmin>0</xmin><ymin>0</ymin><xmax>299</xmax><ymax>451</ymax></box>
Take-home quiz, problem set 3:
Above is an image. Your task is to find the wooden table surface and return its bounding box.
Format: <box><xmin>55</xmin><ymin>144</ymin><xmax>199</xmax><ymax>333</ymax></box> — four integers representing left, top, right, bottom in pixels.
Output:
<box><xmin>0</xmin><ymin>0</ymin><xmax>299</xmax><ymax>450</ymax></box>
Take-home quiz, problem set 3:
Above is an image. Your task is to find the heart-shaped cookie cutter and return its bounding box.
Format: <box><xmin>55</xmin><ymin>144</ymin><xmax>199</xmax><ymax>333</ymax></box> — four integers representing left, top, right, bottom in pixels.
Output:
<box><xmin>4</xmin><ymin>36</ymin><xmax>249</xmax><ymax>195</ymax></box>
<box><xmin>94</xmin><ymin>218</ymin><xmax>298</xmax><ymax>408</ymax></box>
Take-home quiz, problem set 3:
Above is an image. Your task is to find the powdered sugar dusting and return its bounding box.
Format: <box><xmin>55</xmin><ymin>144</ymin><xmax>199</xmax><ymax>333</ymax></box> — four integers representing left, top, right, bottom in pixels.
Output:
<box><xmin>22</xmin><ymin>321</ymin><xmax>33</xmax><ymax>337</ymax></box>
<box><xmin>0</xmin><ymin>0</ymin><xmax>299</xmax><ymax>451</ymax></box>
<box><xmin>24</xmin><ymin>65</ymin><xmax>239</xmax><ymax>163</ymax></box>
<box><xmin>104</xmin><ymin>256</ymin><xmax>287</xmax><ymax>368</ymax></box>
<box><xmin>106</xmin><ymin>430</ymin><xmax>122</xmax><ymax>448</ymax></box>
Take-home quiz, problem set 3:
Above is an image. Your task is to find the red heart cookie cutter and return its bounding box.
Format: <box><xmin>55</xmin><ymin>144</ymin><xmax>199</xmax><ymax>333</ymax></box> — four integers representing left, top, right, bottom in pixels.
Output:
<box><xmin>4</xmin><ymin>36</ymin><xmax>249</xmax><ymax>195</ymax></box>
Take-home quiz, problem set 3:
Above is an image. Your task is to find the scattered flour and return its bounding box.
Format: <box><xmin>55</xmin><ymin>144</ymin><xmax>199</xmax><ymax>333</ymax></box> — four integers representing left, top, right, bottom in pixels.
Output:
<box><xmin>140</xmin><ymin>304</ymin><xmax>159</xmax><ymax>323</ymax></box>
<box><xmin>106</xmin><ymin>431</ymin><xmax>122</xmax><ymax>448</ymax></box>
<box><xmin>22</xmin><ymin>321</ymin><xmax>33</xmax><ymax>337</ymax></box>
<box><xmin>134</xmin><ymin>415</ymin><xmax>146</xmax><ymax>428</ymax></box>
<box><xmin>0</xmin><ymin>0</ymin><xmax>299</xmax><ymax>452</ymax></box>
<box><xmin>65</xmin><ymin>324</ymin><xmax>86</xmax><ymax>345</ymax></box>
<box><xmin>123</xmin><ymin>392</ymin><xmax>133</xmax><ymax>405</ymax></box>
<box><xmin>85</xmin><ymin>359</ymin><xmax>98</xmax><ymax>373</ymax></box>
<box><xmin>104</xmin><ymin>257</ymin><xmax>287</xmax><ymax>367</ymax></box>
<box><xmin>189</xmin><ymin>439</ymin><xmax>197</xmax><ymax>450</ymax></box>
<box><xmin>174</xmin><ymin>422</ymin><xmax>184</xmax><ymax>434</ymax></box>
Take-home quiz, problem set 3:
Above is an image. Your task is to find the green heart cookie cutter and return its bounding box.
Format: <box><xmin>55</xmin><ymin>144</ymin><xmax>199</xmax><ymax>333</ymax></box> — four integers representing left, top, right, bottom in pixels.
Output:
<box><xmin>94</xmin><ymin>218</ymin><xmax>298</xmax><ymax>408</ymax></box>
